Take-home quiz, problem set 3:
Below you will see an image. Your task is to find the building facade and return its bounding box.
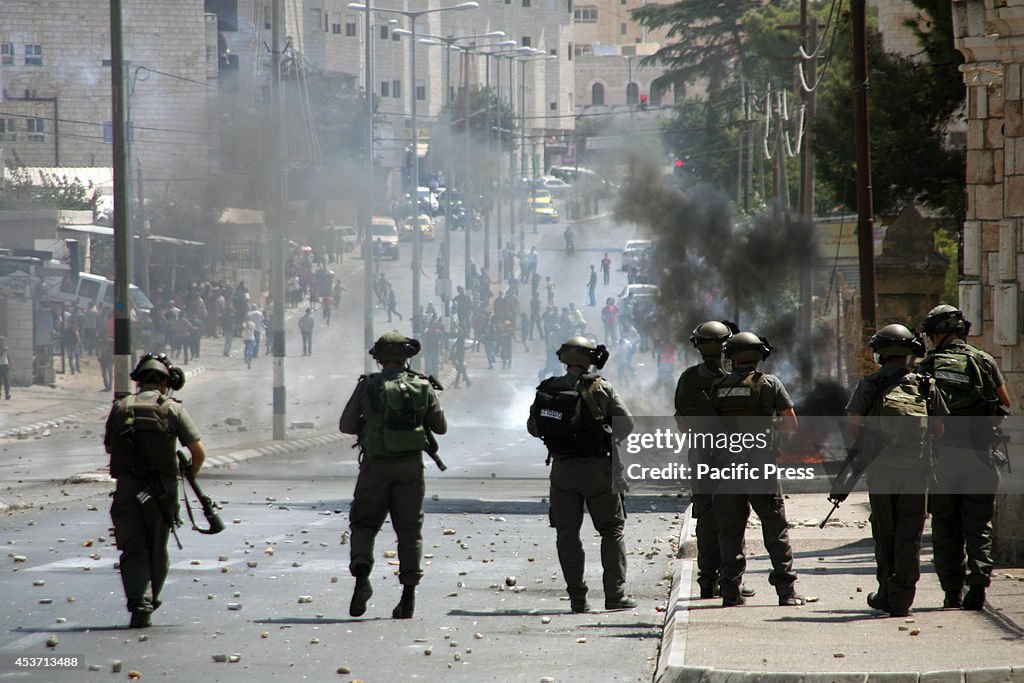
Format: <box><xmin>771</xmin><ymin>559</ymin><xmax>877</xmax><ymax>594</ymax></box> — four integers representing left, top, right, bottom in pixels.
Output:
<box><xmin>0</xmin><ymin>0</ymin><xmax>216</xmax><ymax>187</ymax></box>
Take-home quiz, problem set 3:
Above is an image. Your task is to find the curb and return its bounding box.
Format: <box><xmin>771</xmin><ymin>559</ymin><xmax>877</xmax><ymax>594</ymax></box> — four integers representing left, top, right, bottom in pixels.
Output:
<box><xmin>653</xmin><ymin>508</ymin><xmax>1024</xmax><ymax>683</ymax></box>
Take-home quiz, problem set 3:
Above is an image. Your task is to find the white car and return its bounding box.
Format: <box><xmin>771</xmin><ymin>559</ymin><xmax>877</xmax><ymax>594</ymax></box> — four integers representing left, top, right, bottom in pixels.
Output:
<box><xmin>417</xmin><ymin>187</ymin><xmax>439</xmax><ymax>215</ymax></box>
<box><xmin>539</xmin><ymin>176</ymin><xmax>573</xmax><ymax>198</ymax></box>
<box><xmin>326</xmin><ymin>225</ymin><xmax>359</xmax><ymax>253</ymax></box>
<box><xmin>621</xmin><ymin>239</ymin><xmax>652</xmax><ymax>270</ymax></box>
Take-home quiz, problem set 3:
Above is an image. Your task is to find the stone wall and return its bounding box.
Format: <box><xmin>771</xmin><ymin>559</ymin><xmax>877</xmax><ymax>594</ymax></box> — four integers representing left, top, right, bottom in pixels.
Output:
<box><xmin>953</xmin><ymin>0</ymin><xmax>1024</xmax><ymax>561</ymax></box>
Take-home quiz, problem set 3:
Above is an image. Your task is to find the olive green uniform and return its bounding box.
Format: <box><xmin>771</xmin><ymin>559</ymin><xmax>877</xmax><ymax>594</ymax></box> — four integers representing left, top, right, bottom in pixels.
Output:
<box><xmin>847</xmin><ymin>364</ymin><xmax>946</xmax><ymax>614</ymax></box>
<box><xmin>528</xmin><ymin>371</ymin><xmax>634</xmax><ymax>605</ymax></box>
<box><xmin>340</xmin><ymin>368</ymin><xmax>446</xmax><ymax>586</ymax></box>
<box><xmin>674</xmin><ymin>359</ymin><xmax>725</xmax><ymax>596</ymax></box>
<box><xmin>104</xmin><ymin>388</ymin><xmax>201</xmax><ymax>617</ymax></box>
<box><xmin>918</xmin><ymin>339</ymin><xmax>1004</xmax><ymax>595</ymax></box>
<box><xmin>710</xmin><ymin>368</ymin><xmax>798</xmax><ymax>602</ymax></box>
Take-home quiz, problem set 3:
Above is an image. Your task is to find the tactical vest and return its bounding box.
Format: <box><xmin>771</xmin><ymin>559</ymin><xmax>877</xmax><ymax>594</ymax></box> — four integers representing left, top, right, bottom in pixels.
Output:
<box><xmin>108</xmin><ymin>392</ymin><xmax>179</xmax><ymax>479</ymax></box>
<box><xmin>531</xmin><ymin>374</ymin><xmax>611</xmax><ymax>458</ymax></box>
<box><xmin>361</xmin><ymin>372</ymin><xmax>430</xmax><ymax>458</ymax></box>
<box><xmin>676</xmin><ymin>363</ymin><xmax>724</xmax><ymax>416</ymax></box>
<box><xmin>919</xmin><ymin>342</ymin><xmax>998</xmax><ymax>416</ymax></box>
<box><xmin>864</xmin><ymin>368</ymin><xmax>931</xmax><ymax>468</ymax></box>
<box><xmin>711</xmin><ymin>370</ymin><xmax>770</xmax><ymax>417</ymax></box>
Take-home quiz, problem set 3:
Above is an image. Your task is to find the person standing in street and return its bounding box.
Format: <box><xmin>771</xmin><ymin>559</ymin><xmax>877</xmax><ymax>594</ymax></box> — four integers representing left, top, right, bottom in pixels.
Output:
<box><xmin>846</xmin><ymin>324</ymin><xmax>946</xmax><ymax>617</ymax></box>
<box><xmin>918</xmin><ymin>305</ymin><xmax>1011</xmax><ymax>610</ymax></box>
<box><xmin>601</xmin><ymin>252</ymin><xmax>612</xmax><ymax>286</ymax></box>
<box><xmin>587</xmin><ymin>266</ymin><xmax>598</xmax><ymax>307</ymax></box>
<box><xmin>387</xmin><ymin>284</ymin><xmax>403</xmax><ymax>323</ymax></box>
<box><xmin>242</xmin><ymin>316</ymin><xmax>256</xmax><ymax>368</ymax></box>
<box><xmin>104</xmin><ymin>354</ymin><xmax>206</xmax><ymax>628</ymax></box>
<box><xmin>528</xmin><ymin>336</ymin><xmax>636</xmax><ymax>613</ymax></box>
<box><xmin>98</xmin><ymin>335</ymin><xmax>114</xmax><ymax>392</ymax></box>
<box><xmin>298</xmin><ymin>308</ymin><xmax>315</xmax><ymax>356</ymax></box>
<box><xmin>340</xmin><ymin>332</ymin><xmax>447</xmax><ymax>619</ymax></box>
<box><xmin>451</xmin><ymin>333</ymin><xmax>472</xmax><ymax>388</ymax></box>
<box><xmin>248</xmin><ymin>305</ymin><xmax>264</xmax><ymax>358</ymax></box>
<box><xmin>710</xmin><ymin>332</ymin><xmax>804</xmax><ymax>607</ymax></box>
<box><xmin>0</xmin><ymin>337</ymin><xmax>12</xmax><ymax>399</ymax></box>
<box><xmin>674</xmin><ymin>321</ymin><xmax>754</xmax><ymax>601</ymax></box>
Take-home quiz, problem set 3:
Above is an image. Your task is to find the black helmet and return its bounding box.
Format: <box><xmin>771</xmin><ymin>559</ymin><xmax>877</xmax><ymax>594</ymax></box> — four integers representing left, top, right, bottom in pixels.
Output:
<box><xmin>689</xmin><ymin>320</ymin><xmax>737</xmax><ymax>356</ymax></box>
<box><xmin>369</xmin><ymin>331</ymin><xmax>421</xmax><ymax>362</ymax></box>
<box><xmin>131</xmin><ymin>353</ymin><xmax>186</xmax><ymax>391</ymax></box>
<box><xmin>869</xmin><ymin>323</ymin><xmax>925</xmax><ymax>358</ymax></box>
<box><xmin>723</xmin><ymin>331</ymin><xmax>772</xmax><ymax>364</ymax></box>
<box><xmin>557</xmin><ymin>335</ymin><xmax>609</xmax><ymax>370</ymax></box>
<box><xmin>921</xmin><ymin>304</ymin><xmax>970</xmax><ymax>336</ymax></box>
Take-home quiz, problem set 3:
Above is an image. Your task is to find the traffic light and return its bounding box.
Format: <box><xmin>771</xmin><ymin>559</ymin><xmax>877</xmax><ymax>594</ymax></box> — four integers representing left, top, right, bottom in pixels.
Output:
<box><xmin>673</xmin><ymin>157</ymin><xmax>686</xmax><ymax>178</ymax></box>
<box><xmin>639</xmin><ymin>94</ymin><xmax>648</xmax><ymax>111</ymax></box>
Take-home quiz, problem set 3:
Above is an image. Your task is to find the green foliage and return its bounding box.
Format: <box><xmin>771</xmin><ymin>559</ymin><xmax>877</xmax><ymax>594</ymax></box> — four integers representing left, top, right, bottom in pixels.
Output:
<box><xmin>438</xmin><ymin>86</ymin><xmax>516</xmax><ymax>146</ymax></box>
<box><xmin>933</xmin><ymin>226</ymin><xmax>959</xmax><ymax>303</ymax></box>
<box><xmin>0</xmin><ymin>163</ymin><xmax>98</xmax><ymax>211</ymax></box>
<box><xmin>813</xmin><ymin>9</ymin><xmax>965</xmax><ymax>218</ymax></box>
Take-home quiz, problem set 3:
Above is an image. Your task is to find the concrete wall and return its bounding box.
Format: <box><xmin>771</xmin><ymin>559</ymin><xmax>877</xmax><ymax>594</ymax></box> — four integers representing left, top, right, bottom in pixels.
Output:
<box><xmin>0</xmin><ymin>297</ymin><xmax>36</xmax><ymax>387</ymax></box>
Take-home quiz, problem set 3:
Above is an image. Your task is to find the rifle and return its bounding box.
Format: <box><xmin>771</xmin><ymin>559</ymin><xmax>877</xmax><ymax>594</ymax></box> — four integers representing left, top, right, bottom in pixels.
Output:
<box><xmin>992</xmin><ymin>404</ymin><xmax>1012</xmax><ymax>473</ymax></box>
<box><xmin>177</xmin><ymin>451</ymin><xmax>225</xmax><ymax>535</ymax></box>
<box><xmin>135</xmin><ymin>474</ymin><xmax>183</xmax><ymax>550</ymax></box>
<box><xmin>408</xmin><ymin>370</ymin><xmax>447</xmax><ymax>472</ymax></box>
<box><xmin>818</xmin><ymin>429</ymin><xmax>873</xmax><ymax>529</ymax></box>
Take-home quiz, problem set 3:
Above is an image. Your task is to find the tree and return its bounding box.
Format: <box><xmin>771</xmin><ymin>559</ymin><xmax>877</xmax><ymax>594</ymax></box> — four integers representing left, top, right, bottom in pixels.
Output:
<box><xmin>813</xmin><ymin>7</ymin><xmax>965</xmax><ymax>217</ymax></box>
<box><xmin>0</xmin><ymin>162</ymin><xmax>97</xmax><ymax>211</ymax></box>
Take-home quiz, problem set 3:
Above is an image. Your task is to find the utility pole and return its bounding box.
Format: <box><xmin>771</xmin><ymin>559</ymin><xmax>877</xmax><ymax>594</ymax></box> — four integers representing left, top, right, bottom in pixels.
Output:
<box><xmin>270</xmin><ymin>0</ymin><xmax>288</xmax><ymax>439</ymax></box>
<box><xmin>737</xmin><ymin>79</ymin><xmax>745</xmax><ymax>208</ymax></box>
<box><xmin>109</xmin><ymin>0</ymin><xmax>132</xmax><ymax>399</ymax></box>
<box><xmin>136</xmin><ymin>164</ymin><xmax>150</xmax><ymax>295</ymax></box>
<box><xmin>851</xmin><ymin>0</ymin><xmax>876</xmax><ymax>342</ymax></box>
<box><xmin>797</xmin><ymin>3</ymin><xmax>817</xmax><ymax>385</ymax></box>
<box><xmin>464</xmin><ymin>49</ymin><xmax>472</xmax><ymax>289</ymax></box>
<box><xmin>363</xmin><ymin>0</ymin><xmax>375</xmax><ymax>373</ymax></box>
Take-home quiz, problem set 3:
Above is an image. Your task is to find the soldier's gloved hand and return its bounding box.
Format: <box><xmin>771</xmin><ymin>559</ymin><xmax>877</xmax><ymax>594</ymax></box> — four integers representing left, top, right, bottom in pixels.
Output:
<box><xmin>828</xmin><ymin>492</ymin><xmax>848</xmax><ymax>505</ymax></box>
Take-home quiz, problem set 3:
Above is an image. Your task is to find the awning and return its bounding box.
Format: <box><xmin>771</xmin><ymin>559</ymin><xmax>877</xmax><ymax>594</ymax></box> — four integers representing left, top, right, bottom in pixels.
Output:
<box><xmin>145</xmin><ymin>235</ymin><xmax>204</xmax><ymax>247</ymax></box>
<box><xmin>58</xmin><ymin>224</ymin><xmax>114</xmax><ymax>236</ymax></box>
<box><xmin>56</xmin><ymin>224</ymin><xmax>203</xmax><ymax>246</ymax></box>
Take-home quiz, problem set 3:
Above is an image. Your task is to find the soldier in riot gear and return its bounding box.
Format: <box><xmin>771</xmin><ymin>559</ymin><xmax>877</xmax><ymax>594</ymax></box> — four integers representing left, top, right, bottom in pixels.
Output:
<box><xmin>846</xmin><ymin>324</ymin><xmax>946</xmax><ymax>617</ymax></box>
<box><xmin>528</xmin><ymin>336</ymin><xmax>637</xmax><ymax>613</ymax></box>
<box><xmin>674</xmin><ymin>321</ymin><xmax>755</xmax><ymax>600</ymax></box>
<box><xmin>104</xmin><ymin>354</ymin><xmax>206</xmax><ymax>628</ymax></box>
<box><xmin>710</xmin><ymin>332</ymin><xmax>804</xmax><ymax>607</ymax></box>
<box><xmin>918</xmin><ymin>305</ymin><xmax>1011</xmax><ymax>610</ymax></box>
<box><xmin>340</xmin><ymin>332</ymin><xmax>447</xmax><ymax>619</ymax></box>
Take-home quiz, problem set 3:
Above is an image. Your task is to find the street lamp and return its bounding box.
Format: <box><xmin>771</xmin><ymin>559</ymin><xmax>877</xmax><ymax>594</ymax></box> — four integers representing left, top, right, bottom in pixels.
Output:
<box><xmin>624</xmin><ymin>54</ymin><xmax>637</xmax><ymax>123</ymax></box>
<box><xmin>403</xmin><ymin>31</ymin><xmax>509</xmax><ymax>291</ymax></box>
<box><xmin>516</xmin><ymin>51</ymin><xmax>556</xmax><ymax>243</ymax></box>
<box><xmin>348</xmin><ymin>1</ymin><xmax>479</xmax><ymax>339</ymax></box>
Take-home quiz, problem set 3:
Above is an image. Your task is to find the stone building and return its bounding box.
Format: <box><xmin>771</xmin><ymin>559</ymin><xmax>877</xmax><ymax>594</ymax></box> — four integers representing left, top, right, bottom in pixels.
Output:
<box><xmin>0</xmin><ymin>0</ymin><xmax>217</xmax><ymax>189</ymax></box>
<box><xmin>953</xmin><ymin>0</ymin><xmax>1024</xmax><ymax>560</ymax></box>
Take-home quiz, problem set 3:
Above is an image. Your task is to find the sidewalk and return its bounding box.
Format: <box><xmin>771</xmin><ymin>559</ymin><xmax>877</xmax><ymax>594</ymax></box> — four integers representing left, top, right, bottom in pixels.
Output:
<box><xmin>658</xmin><ymin>492</ymin><xmax>1024</xmax><ymax>683</ymax></box>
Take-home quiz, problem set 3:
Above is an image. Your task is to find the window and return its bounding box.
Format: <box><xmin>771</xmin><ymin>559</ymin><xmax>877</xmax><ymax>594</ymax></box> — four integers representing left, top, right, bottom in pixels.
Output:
<box><xmin>264</xmin><ymin>6</ymin><xmax>272</xmax><ymax>29</ymax></box>
<box><xmin>550</xmin><ymin>101</ymin><xmax>556</xmax><ymax>111</ymax></box>
<box><xmin>102</xmin><ymin>122</ymin><xmax>114</xmax><ymax>144</ymax></box>
<box><xmin>416</xmin><ymin>85</ymin><xmax>426</xmax><ymax>101</ymax></box>
<box><xmin>380</xmin><ymin>81</ymin><xmax>389</xmax><ymax>97</ymax></box>
<box><xmin>573</xmin><ymin>7</ymin><xmax>597</xmax><ymax>22</ymax></box>
<box><xmin>332</xmin><ymin>13</ymin><xmax>341</xmax><ymax>33</ymax></box>
<box><xmin>568</xmin><ymin>42</ymin><xmax>572</xmax><ymax>60</ymax></box>
<box><xmin>522</xmin><ymin>0</ymin><xmax>531</xmax><ymax>5</ymax></box>
<box><xmin>321</xmin><ymin>10</ymin><xmax>328</xmax><ymax>32</ymax></box>
<box><xmin>591</xmin><ymin>82</ymin><xmax>604</xmax><ymax>105</ymax></box>
<box><xmin>205</xmin><ymin>0</ymin><xmax>239</xmax><ymax>32</ymax></box>
<box><xmin>620</xmin><ymin>22</ymin><xmax>627</xmax><ymax>35</ymax></box>
<box><xmin>1</xmin><ymin>43</ymin><xmax>13</xmax><ymax>66</ymax></box>
<box><xmin>379</xmin><ymin>25</ymin><xmax>389</xmax><ymax>39</ymax></box>
<box><xmin>0</xmin><ymin>118</ymin><xmax>15</xmax><ymax>141</ymax></box>
<box><xmin>574</xmin><ymin>43</ymin><xmax>593</xmax><ymax>57</ymax></box>
<box><xmin>392</xmin><ymin>31</ymin><xmax>401</xmax><ymax>41</ymax></box>
<box><xmin>392</xmin><ymin>80</ymin><xmax>401</xmax><ymax>98</ymax></box>
<box><xmin>521</xmin><ymin>36</ymin><xmax>531</xmax><ymax>47</ymax></box>
<box><xmin>345</xmin><ymin>21</ymin><xmax>357</xmax><ymax>36</ymax></box>
<box><xmin>549</xmin><ymin>49</ymin><xmax>556</xmax><ymax>56</ymax></box>
<box><xmin>626</xmin><ymin>82</ymin><xmax>638</xmax><ymax>106</ymax></box>
<box><xmin>24</xmin><ymin>44</ymin><xmax>42</xmax><ymax>66</ymax></box>
<box><xmin>27</xmin><ymin>117</ymin><xmax>45</xmax><ymax>142</ymax></box>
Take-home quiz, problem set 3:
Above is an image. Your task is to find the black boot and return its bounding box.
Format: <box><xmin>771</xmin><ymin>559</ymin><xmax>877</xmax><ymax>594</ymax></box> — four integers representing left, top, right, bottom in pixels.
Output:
<box><xmin>392</xmin><ymin>586</ymin><xmax>415</xmax><ymax>619</ymax></box>
<box><xmin>962</xmin><ymin>586</ymin><xmax>986</xmax><ymax>611</ymax></box>
<box><xmin>943</xmin><ymin>589</ymin><xmax>963</xmax><ymax>609</ymax></box>
<box><xmin>349</xmin><ymin>570</ymin><xmax>373</xmax><ymax>617</ymax></box>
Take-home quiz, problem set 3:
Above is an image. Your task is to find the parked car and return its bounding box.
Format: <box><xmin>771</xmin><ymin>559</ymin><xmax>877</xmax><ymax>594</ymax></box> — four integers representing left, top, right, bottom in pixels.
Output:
<box><xmin>326</xmin><ymin>225</ymin><xmax>359</xmax><ymax>253</ymax></box>
<box><xmin>620</xmin><ymin>239</ymin><xmax>653</xmax><ymax>271</ymax></box>
<box><xmin>52</xmin><ymin>272</ymin><xmax>154</xmax><ymax>314</ymax></box>
<box><xmin>538</xmin><ymin>176</ymin><xmax>573</xmax><ymax>198</ymax></box>
<box><xmin>548</xmin><ymin>166</ymin><xmax>612</xmax><ymax>197</ymax></box>
<box><xmin>401</xmin><ymin>214</ymin><xmax>436</xmax><ymax>241</ymax></box>
<box><xmin>370</xmin><ymin>216</ymin><xmax>400</xmax><ymax>260</ymax></box>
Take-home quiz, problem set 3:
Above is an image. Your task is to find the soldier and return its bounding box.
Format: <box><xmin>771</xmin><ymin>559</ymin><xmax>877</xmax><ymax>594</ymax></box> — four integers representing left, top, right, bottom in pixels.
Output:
<box><xmin>710</xmin><ymin>332</ymin><xmax>804</xmax><ymax>607</ymax></box>
<box><xmin>846</xmin><ymin>324</ymin><xmax>946</xmax><ymax>617</ymax></box>
<box><xmin>918</xmin><ymin>305</ymin><xmax>1011</xmax><ymax>610</ymax></box>
<box><xmin>674</xmin><ymin>321</ymin><xmax>754</xmax><ymax>600</ymax></box>
<box><xmin>528</xmin><ymin>336</ymin><xmax>637</xmax><ymax>613</ymax></box>
<box><xmin>104</xmin><ymin>354</ymin><xmax>206</xmax><ymax>628</ymax></box>
<box><xmin>340</xmin><ymin>332</ymin><xmax>447</xmax><ymax>619</ymax></box>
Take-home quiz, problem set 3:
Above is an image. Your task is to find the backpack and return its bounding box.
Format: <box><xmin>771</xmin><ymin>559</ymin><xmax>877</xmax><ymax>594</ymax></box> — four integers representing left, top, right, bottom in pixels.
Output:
<box><xmin>920</xmin><ymin>344</ymin><xmax>998</xmax><ymax>416</ymax></box>
<box><xmin>710</xmin><ymin>371</ymin><xmax>769</xmax><ymax>417</ymax></box>
<box><xmin>675</xmin><ymin>363</ymin><xmax>724</xmax><ymax>416</ymax></box>
<box><xmin>531</xmin><ymin>375</ymin><xmax>609</xmax><ymax>458</ymax></box>
<box><xmin>864</xmin><ymin>369</ymin><xmax>932</xmax><ymax>467</ymax></box>
<box><xmin>363</xmin><ymin>372</ymin><xmax>430</xmax><ymax>457</ymax></box>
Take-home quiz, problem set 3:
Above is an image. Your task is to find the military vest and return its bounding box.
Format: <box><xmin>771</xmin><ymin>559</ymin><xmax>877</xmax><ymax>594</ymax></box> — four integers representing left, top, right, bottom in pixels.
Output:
<box><xmin>109</xmin><ymin>392</ymin><xmax>179</xmax><ymax>479</ymax></box>
<box><xmin>676</xmin><ymin>362</ymin><xmax>724</xmax><ymax>416</ymax></box>
<box><xmin>531</xmin><ymin>374</ymin><xmax>611</xmax><ymax>458</ymax></box>
<box><xmin>919</xmin><ymin>342</ymin><xmax>998</xmax><ymax>416</ymax></box>
<box><xmin>864</xmin><ymin>368</ymin><xmax>932</xmax><ymax>468</ymax></box>
<box><xmin>361</xmin><ymin>372</ymin><xmax>430</xmax><ymax>458</ymax></box>
<box><xmin>711</xmin><ymin>370</ymin><xmax>770</xmax><ymax>417</ymax></box>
